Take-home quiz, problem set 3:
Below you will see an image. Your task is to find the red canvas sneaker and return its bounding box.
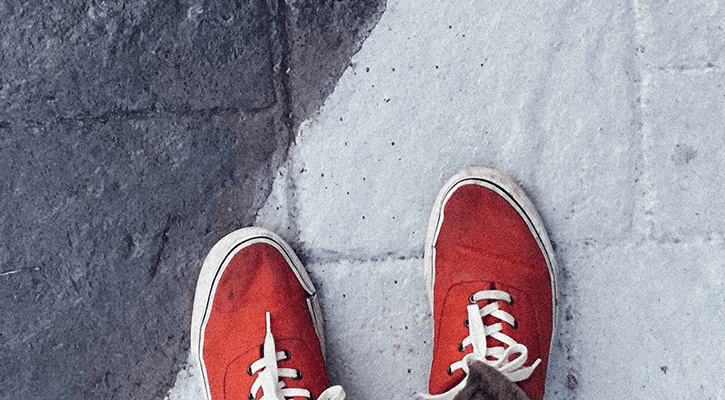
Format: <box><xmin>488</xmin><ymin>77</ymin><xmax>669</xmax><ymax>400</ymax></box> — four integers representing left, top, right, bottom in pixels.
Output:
<box><xmin>190</xmin><ymin>227</ymin><xmax>345</xmax><ymax>400</ymax></box>
<box><xmin>423</xmin><ymin>167</ymin><xmax>557</xmax><ymax>400</ymax></box>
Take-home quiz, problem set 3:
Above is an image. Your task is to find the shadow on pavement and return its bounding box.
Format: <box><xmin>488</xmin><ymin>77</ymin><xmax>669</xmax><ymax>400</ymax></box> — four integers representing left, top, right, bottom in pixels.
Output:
<box><xmin>0</xmin><ymin>0</ymin><xmax>384</xmax><ymax>398</ymax></box>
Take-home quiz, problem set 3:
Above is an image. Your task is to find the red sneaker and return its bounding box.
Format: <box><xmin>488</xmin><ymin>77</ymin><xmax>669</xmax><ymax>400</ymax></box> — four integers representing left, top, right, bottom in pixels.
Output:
<box><xmin>423</xmin><ymin>167</ymin><xmax>557</xmax><ymax>400</ymax></box>
<box><xmin>191</xmin><ymin>227</ymin><xmax>345</xmax><ymax>400</ymax></box>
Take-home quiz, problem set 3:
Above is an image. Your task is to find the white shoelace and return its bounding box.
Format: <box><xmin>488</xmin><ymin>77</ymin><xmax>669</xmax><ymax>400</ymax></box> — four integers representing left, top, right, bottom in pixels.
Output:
<box><xmin>248</xmin><ymin>312</ymin><xmax>345</xmax><ymax>400</ymax></box>
<box><xmin>448</xmin><ymin>290</ymin><xmax>541</xmax><ymax>382</ymax></box>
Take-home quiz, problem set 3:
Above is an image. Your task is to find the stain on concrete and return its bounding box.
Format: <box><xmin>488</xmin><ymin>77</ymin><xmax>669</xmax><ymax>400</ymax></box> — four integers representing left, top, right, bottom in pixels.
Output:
<box><xmin>671</xmin><ymin>143</ymin><xmax>698</xmax><ymax>166</ymax></box>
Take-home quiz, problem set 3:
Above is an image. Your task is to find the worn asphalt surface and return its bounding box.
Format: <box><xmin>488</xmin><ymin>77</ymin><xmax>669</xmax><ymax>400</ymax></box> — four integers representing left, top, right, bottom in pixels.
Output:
<box><xmin>0</xmin><ymin>0</ymin><xmax>385</xmax><ymax>398</ymax></box>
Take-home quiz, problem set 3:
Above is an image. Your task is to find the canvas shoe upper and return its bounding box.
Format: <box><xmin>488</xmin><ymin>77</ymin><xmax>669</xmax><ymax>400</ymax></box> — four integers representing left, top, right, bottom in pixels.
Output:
<box><xmin>423</xmin><ymin>167</ymin><xmax>557</xmax><ymax>400</ymax></box>
<box><xmin>191</xmin><ymin>227</ymin><xmax>345</xmax><ymax>400</ymax></box>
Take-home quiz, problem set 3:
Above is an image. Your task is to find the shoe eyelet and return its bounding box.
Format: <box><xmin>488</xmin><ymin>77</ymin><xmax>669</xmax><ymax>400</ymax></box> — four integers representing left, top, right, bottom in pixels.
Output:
<box><xmin>294</xmin><ymin>370</ymin><xmax>303</xmax><ymax>381</ymax></box>
<box><xmin>463</xmin><ymin>318</ymin><xmax>469</xmax><ymax>327</ymax></box>
<box><xmin>282</xmin><ymin>349</ymin><xmax>291</xmax><ymax>361</ymax></box>
<box><xmin>248</xmin><ymin>393</ymin><xmax>255</xmax><ymax>400</ymax></box>
<box><xmin>458</xmin><ymin>343</ymin><xmax>465</xmax><ymax>352</ymax></box>
<box><xmin>508</xmin><ymin>295</ymin><xmax>515</xmax><ymax>306</ymax></box>
<box><xmin>247</xmin><ymin>364</ymin><xmax>254</xmax><ymax>376</ymax></box>
<box><xmin>468</xmin><ymin>294</ymin><xmax>476</xmax><ymax>304</ymax></box>
<box><xmin>512</xmin><ymin>320</ymin><xmax>519</xmax><ymax>330</ymax></box>
<box><xmin>446</xmin><ymin>366</ymin><xmax>453</xmax><ymax>376</ymax></box>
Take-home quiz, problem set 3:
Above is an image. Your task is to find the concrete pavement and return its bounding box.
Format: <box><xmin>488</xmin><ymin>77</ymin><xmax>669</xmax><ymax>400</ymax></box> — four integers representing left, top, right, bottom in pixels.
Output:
<box><xmin>4</xmin><ymin>0</ymin><xmax>723</xmax><ymax>399</ymax></box>
<box><xmin>0</xmin><ymin>0</ymin><xmax>384</xmax><ymax>398</ymax></box>
<box><xmin>254</xmin><ymin>0</ymin><xmax>725</xmax><ymax>399</ymax></box>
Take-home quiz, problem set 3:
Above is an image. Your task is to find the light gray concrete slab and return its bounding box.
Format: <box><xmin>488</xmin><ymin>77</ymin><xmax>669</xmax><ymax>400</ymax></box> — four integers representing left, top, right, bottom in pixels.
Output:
<box><xmin>169</xmin><ymin>0</ymin><xmax>725</xmax><ymax>399</ymax></box>
<box><xmin>306</xmin><ymin>258</ymin><xmax>432</xmax><ymax>400</ymax></box>
<box><xmin>289</xmin><ymin>0</ymin><xmax>643</xmax><ymax>264</ymax></box>
<box><xmin>634</xmin><ymin>0</ymin><xmax>725</xmax><ymax>70</ymax></box>
<box><xmin>278</xmin><ymin>0</ymin><xmax>725</xmax><ymax>399</ymax></box>
<box><xmin>639</xmin><ymin>69</ymin><xmax>725</xmax><ymax>242</ymax></box>
<box><xmin>557</xmin><ymin>241</ymin><xmax>725</xmax><ymax>398</ymax></box>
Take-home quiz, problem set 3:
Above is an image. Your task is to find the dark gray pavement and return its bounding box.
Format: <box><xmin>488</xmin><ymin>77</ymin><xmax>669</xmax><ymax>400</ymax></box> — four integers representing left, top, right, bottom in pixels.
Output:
<box><xmin>0</xmin><ymin>0</ymin><xmax>384</xmax><ymax>398</ymax></box>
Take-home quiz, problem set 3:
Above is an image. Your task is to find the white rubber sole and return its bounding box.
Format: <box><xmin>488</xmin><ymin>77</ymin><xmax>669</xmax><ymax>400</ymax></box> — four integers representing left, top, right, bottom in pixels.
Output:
<box><xmin>189</xmin><ymin>227</ymin><xmax>325</xmax><ymax>400</ymax></box>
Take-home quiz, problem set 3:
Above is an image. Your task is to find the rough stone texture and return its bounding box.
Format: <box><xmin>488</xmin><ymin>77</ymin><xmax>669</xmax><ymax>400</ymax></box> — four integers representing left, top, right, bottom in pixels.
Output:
<box><xmin>0</xmin><ymin>0</ymin><xmax>275</xmax><ymax>119</ymax></box>
<box><xmin>0</xmin><ymin>0</ymin><xmax>385</xmax><ymax>398</ymax></box>
<box><xmin>0</xmin><ymin>115</ymin><xmax>276</xmax><ymax>399</ymax></box>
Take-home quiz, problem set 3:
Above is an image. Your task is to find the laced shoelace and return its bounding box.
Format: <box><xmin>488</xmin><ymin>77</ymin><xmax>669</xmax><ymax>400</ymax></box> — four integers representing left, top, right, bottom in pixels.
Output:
<box><xmin>448</xmin><ymin>290</ymin><xmax>541</xmax><ymax>382</ymax></box>
<box><xmin>247</xmin><ymin>312</ymin><xmax>345</xmax><ymax>400</ymax></box>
